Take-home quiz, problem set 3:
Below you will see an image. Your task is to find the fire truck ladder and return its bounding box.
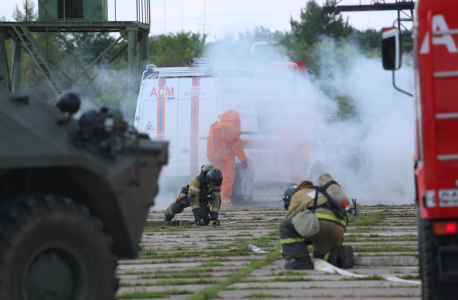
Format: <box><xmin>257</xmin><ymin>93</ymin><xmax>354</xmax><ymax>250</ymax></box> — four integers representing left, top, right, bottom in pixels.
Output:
<box><xmin>11</xmin><ymin>24</ymin><xmax>64</xmax><ymax>96</ymax></box>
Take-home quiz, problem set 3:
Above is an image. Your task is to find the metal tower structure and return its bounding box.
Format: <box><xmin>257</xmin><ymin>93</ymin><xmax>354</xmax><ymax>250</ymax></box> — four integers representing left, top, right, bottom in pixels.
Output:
<box><xmin>0</xmin><ymin>0</ymin><xmax>151</xmax><ymax>121</ymax></box>
<box><xmin>321</xmin><ymin>0</ymin><xmax>415</xmax><ymax>34</ymax></box>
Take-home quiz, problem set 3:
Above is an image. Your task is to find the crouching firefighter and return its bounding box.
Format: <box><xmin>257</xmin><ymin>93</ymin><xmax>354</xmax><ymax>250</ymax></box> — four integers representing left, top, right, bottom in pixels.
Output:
<box><xmin>164</xmin><ymin>162</ymin><xmax>223</xmax><ymax>226</ymax></box>
<box><xmin>280</xmin><ymin>173</ymin><xmax>354</xmax><ymax>269</ymax></box>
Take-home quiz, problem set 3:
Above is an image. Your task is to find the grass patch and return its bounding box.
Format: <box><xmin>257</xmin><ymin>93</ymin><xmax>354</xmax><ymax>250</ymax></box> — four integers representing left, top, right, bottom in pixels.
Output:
<box><xmin>269</xmin><ymin>277</ymin><xmax>315</xmax><ymax>282</ymax></box>
<box><xmin>396</xmin><ymin>274</ymin><xmax>420</xmax><ymax>280</ymax></box>
<box><xmin>245</xmin><ymin>293</ymin><xmax>286</xmax><ymax>299</ymax></box>
<box><xmin>120</xmin><ymin>279</ymin><xmax>217</xmax><ymax>287</ymax></box>
<box><xmin>138</xmin><ymin>273</ymin><xmax>211</xmax><ymax>279</ymax></box>
<box><xmin>201</xmin><ymin>262</ymin><xmax>225</xmax><ymax>267</ymax></box>
<box><xmin>117</xmin><ymin>288</ymin><xmax>190</xmax><ymax>299</ymax></box>
<box><xmin>186</xmin><ymin>244</ymin><xmax>281</xmax><ymax>300</ymax></box>
<box><xmin>339</xmin><ymin>274</ymin><xmax>385</xmax><ymax>281</ymax></box>
<box><xmin>276</xmin><ymin>270</ymin><xmax>308</xmax><ymax>276</ymax></box>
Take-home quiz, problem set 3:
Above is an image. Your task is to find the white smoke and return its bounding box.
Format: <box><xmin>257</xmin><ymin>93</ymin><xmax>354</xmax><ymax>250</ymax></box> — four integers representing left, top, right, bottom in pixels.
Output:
<box><xmin>309</xmin><ymin>41</ymin><xmax>415</xmax><ymax>204</ymax></box>
<box><xmin>148</xmin><ymin>32</ymin><xmax>415</xmax><ymax>209</ymax></box>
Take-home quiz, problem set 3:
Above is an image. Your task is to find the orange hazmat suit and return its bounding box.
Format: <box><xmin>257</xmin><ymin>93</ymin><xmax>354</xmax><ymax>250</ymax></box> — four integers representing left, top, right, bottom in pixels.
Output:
<box><xmin>280</xmin><ymin>109</ymin><xmax>316</xmax><ymax>184</ymax></box>
<box><xmin>207</xmin><ymin>110</ymin><xmax>248</xmax><ymax>205</ymax></box>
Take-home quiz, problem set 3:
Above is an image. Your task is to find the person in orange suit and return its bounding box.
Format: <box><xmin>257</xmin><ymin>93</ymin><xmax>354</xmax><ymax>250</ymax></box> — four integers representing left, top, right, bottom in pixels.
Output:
<box><xmin>207</xmin><ymin>110</ymin><xmax>248</xmax><ymax>207</ymax></box>
<box><xmin>281</xmin><ymin>109</ymin><xmax>316</xmax><ymax>184</ymax></box>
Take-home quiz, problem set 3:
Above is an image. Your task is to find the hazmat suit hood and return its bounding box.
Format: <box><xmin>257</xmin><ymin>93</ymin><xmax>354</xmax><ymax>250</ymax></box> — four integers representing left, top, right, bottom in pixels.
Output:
<box><xmin>220</xmin><ymin>110</ymin><xmax>241</xmax><ymax>137</ymax></box>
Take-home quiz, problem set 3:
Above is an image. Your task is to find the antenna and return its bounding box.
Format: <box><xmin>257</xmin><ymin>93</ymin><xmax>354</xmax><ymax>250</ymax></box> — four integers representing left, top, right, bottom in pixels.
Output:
<box><xmin>199</xmin><ymin>0</ymin><xmax>210</xmax><ymax>38</ymax></box>
<box><xmin>164</xmin><ymin>0</ymin><xmax>166</xmax><ymax>34</ymax></box>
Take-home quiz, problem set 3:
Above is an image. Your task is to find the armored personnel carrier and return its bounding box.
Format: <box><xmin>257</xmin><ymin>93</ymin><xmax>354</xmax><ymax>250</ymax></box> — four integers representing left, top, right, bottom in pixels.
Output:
<box><xmin>0</xmin><ymin>86</ymin><xmax>168</xmax><ymax>299</ymax></box>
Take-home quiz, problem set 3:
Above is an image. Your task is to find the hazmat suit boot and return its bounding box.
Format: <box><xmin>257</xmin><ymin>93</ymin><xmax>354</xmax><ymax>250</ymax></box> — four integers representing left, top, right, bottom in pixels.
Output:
<box><xmin>318</xmin><ymin>246</ymin><xmax>354</xmax><ymax>269</ymax></box>
<box><xmin>280</xmin><ymin>219</ymin><xmax>314</xmax><ymax>270</ymax></box>
<box><xmin>221</xmin><ymin>200</ymin><xmax>232</xmax><ymax>207</ymax></box>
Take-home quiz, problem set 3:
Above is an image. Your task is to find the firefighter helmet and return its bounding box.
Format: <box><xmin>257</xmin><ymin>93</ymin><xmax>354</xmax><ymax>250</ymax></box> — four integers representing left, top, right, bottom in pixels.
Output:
<box><xmin>56</xmin><ymin>91</ymin><xmax>81</xmax><ymax>116</ymax></box>
<box><xmin>206</xmin><ymin>168</ymin><xmax>223</xmax><ymax>186</ymax></box>
<box><xmin>282</xmin><ymin>184</ymin><xmax>298</xmax><ymax>210</ymax></box>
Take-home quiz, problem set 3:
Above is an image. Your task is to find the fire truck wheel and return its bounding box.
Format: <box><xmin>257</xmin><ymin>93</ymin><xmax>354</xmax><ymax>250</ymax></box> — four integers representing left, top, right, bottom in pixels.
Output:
<box><xmin>419</xmin><ymin>218</ymin><xmax>435</xmax><ymax>300</ymax></box>
<box><xmin>0</xmin><ymin>195</ymin><xmax>119</xmax><ymax>300</ymax></box>
<box><xmin>419</xmin><ymin>218</ymin><xmax>458</xmax><ymax>300</ymax></box>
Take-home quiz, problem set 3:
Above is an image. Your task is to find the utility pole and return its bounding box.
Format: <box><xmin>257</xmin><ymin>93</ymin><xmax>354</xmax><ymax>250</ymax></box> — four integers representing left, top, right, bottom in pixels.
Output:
<box><xmin>203</xmin><ymin>0</ymin><xmax>206</xmax><ymax>37</ymax></box>
<box><xmin>164</xmin><ymin>0</ymin><xmax>166</xmax><ymax>34</ymax></box>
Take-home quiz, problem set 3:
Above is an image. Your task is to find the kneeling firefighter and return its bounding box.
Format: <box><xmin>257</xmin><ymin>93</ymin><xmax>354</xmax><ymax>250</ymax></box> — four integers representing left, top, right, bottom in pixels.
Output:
<box><xmin>164</xmin><ymin>162</ymin><xmax>223</xmax><ymax>226</ymax></box>
<box><xmin>280</xmin><ymin>173</ymin><xmax>354</xmax><ymax>269</ymax></box>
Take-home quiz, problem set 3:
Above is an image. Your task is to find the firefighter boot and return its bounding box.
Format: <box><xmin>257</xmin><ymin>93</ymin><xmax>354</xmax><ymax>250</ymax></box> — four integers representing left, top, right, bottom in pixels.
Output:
<box><xmin>317</xmin><ymin>246</ymin><xmax>354</xmax><ymax>269</ymax></box>
<box><xmin>164</xmin><ymin>207</ymin><xmax>173</xmax><ymax>221</ymax></box>
<box><xmin>164</xmin><ymin>201</ymin><xmax>185</xmax><ymax>221</ymax></box>
<box><xmin>280</xmin><ymin>219</ymin><xmax>314</xmax><ymax>270</ymax></box>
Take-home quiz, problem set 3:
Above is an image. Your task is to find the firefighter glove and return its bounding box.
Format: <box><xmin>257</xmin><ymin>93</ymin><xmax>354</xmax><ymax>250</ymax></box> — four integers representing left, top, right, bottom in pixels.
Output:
<box><xmin>241</xmin><ymin>160</ymin><xmax>248</xmax><ymax>169</ymax></box>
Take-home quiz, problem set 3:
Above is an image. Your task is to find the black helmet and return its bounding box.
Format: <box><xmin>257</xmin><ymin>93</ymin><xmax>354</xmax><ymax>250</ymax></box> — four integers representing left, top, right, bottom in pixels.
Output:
<box><xmin>56</xmin><ymin>91</ymin><xmax>81</xmax><ymax>116</ymax></box>
<box><xmin>206</xmin><ymin>168</ymin><xmax>223</xmax><ymax>186</ymax></box>
<box><xmin>282</xmin><ymin>184</ymin><xmax>298</xmax><ymax>210</ymax></box>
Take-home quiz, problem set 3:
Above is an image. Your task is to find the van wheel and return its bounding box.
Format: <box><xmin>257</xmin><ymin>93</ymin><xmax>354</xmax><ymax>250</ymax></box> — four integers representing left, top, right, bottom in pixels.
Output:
<box><xmin>231</xmin><ymin>163</ymin><xmax>254</xmax><ymax>206</ymax></box>
<box><xmin>309</xmin><ymin>161</ymin><xmax>325</xmax><ymax>185</ymax></box>
<box><xmin>0</xmin><ymin>195</ymin><xmax>118</xmax><ymax>300</ymax></box>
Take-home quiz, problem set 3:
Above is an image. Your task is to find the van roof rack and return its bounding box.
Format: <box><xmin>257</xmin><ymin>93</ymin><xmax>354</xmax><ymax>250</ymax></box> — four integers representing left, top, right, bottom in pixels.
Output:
<box><xmin>144</xmin><ymin>63</ymin><xmax>209</xmax><ymax>78</ymax></box>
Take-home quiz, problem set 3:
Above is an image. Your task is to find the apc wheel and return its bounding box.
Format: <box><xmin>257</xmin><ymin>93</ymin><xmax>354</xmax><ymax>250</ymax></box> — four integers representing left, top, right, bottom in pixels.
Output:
<box><xmin>231</xmin><ymin>163</ymin><xmax>254</xmax><ymax>206</ymax></box>
<box><xmin>0</xmin><ymin>195</ymin><xmax>118</xmax><ymax>300</ymax></box>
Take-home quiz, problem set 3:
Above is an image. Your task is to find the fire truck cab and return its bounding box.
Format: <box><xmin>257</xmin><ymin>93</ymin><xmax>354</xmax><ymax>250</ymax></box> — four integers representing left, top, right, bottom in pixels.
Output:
<box><xmin>382</xmin><ymin>0</ymin><xmax>458</xmax><ymax>298</ymax></box>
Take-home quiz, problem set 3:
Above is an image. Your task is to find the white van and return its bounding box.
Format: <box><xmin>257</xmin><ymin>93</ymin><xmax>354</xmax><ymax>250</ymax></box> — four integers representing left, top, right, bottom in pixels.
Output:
<box><xmin>134</xmin><ymin>60</ymin><xmax>326</xmax><ymax>204</ymax></box>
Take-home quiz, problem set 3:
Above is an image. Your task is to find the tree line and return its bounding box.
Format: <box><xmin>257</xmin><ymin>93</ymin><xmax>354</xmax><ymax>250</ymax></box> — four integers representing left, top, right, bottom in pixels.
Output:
<box><xmin>1</xmin><ymin>0</ymin><xmax>411</xmax><ymax>116</ymax></box>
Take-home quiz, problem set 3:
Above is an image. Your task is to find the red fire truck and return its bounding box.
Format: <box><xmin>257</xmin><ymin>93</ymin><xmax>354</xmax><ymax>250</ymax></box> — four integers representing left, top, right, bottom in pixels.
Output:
<box><xmin>382</xmin><ymin>0</ymin><xmax>458</xmax><ymax>298</ymax></box>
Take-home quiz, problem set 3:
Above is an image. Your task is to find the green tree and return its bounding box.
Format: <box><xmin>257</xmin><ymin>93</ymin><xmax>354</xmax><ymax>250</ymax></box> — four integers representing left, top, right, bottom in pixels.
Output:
<box><xmin>290</xmin><ymin>0</ymin><xmax>353</xmax><ymax>46</ymax></box>
<box><xmin>12</xmin><ymin>0</ymin><xmax>37</xmax><ymax>21</ymax></box>
<box><xmin>149</xmin><ymin>32</ymin><xmax>206</xmax><ymax>67</ymax></box>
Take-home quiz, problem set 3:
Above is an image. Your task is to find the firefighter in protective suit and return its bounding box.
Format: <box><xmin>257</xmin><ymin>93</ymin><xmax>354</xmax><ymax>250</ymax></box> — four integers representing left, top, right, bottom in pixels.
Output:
<box><xmin>280</xmin><ymin>173</ymin><xmax>354</xmax><ymax>269</ymax></box>
<box><xmin>207</xmin><ymin>110</ymin><xmax>248</xmax><ymax>207</ymax></box>
<box><xmin>164</xmin><ymin>163</ymin><xmax>223</xmax><ymax>225</ymax></box>
<box><xmin>280</xmin><ymin>109</ymin><xmax>317</xmax><ymax>184</ymax></box>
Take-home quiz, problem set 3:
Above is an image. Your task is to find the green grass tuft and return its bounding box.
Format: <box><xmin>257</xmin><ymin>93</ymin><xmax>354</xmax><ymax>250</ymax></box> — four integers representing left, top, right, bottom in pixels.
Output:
<box><xmin>185</xmin><ymin>244</ymin><xmax>281</xmax><ymax>300</ymax></box>
<box><xmin>116</xmin><ymin>288</ymin><xmax>191</xmax><ymax>299</ymax></box>
<box><xmin>396</xmin><ymin>274</ymin><xmax>420</xmax><ymax>280</ymax></box>
<box><xmin>339</xmin><ymin>274</ymin><xmax>385</xmax><ymax>281</ymax></box>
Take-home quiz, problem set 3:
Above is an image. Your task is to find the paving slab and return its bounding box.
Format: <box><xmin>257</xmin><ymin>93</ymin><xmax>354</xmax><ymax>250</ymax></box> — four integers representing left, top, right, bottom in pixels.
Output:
<box><xmin>229</xmin><ymin>280</ymin><xmax>419</xmax><ymax>289</ymax></box>
<box><xmin>117</xmin><ymin>284</ymin><xmax>211</xmax><ymax>293</ymax></box>
<box><xmin>354</xmin><ymin>256</ymin><xmax>418</xmax><ymax>266</ymax></box>
<box><xmin>117</xmin><ymin>204</ymin><xmax>423</xmax><ymax>299</ymax></box>
<box><xmin>217</xmin><ymin>288</ymin><xmax>421</xmax><ymax>298</ymax></box>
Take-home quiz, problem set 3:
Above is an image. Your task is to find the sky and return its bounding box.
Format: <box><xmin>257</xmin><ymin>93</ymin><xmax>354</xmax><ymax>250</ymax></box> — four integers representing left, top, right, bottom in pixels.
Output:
<box><xmin>3</xmin><ymin>0</ymin><xmax>404</xmax><ymax>40</ymax></box>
